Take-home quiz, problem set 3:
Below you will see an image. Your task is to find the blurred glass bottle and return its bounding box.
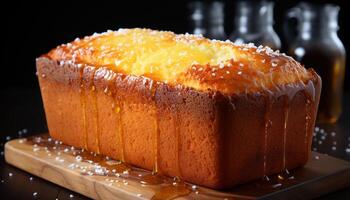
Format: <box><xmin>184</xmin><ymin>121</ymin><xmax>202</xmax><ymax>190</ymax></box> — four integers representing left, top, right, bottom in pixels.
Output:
<box><xmin>229</xmin><ymin>0</ymin><xmax>281</xmax><ymax>49</ymax></box>
<box><xmin>284</xmin><ymin>3</ymin><xmax>346</xmax><ymax>123</ymax></box>
<box><xmin>188</xmin><ymin>1</ymin><xmax>226</xmax><ymax>40</ymax></box>
<box><xmin>207</xmin><ymin>1</ymin><xmax>226</xmax><ymax>40</ymax></box>
<box><xmin>188</xmin><ymin>1</ymin><xmax>206</xmax><ymax>36</ymax></box>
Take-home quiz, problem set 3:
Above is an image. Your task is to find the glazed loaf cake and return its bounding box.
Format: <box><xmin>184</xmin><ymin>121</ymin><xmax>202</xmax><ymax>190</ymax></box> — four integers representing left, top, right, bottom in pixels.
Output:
<box><xmin>36</xmin><ymin>28</ymin><xmax>321</xmax><ymax>189</ymax></box>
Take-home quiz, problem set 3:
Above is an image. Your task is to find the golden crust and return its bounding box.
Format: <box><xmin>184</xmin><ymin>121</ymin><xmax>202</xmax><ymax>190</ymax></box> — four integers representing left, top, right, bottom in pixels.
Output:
<box><xmin>47</xmin><ymin>28</ymin><xmax>312</xmax><ymax>94</ymax></box>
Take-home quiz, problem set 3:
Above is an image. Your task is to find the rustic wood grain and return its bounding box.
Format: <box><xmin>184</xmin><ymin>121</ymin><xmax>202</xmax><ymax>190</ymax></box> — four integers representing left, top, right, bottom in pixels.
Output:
<box><xmin>4</xmin><ymin>136</ymin><xmax>350</xmax><ymax>200</ymax></box>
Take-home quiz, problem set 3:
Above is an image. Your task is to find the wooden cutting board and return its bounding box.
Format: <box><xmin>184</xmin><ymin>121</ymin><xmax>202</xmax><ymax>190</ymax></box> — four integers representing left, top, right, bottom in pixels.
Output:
<box><xmin>4</xmin><ymin>134</ymin><xmax>350</xmax><ymax>200</ymax></box>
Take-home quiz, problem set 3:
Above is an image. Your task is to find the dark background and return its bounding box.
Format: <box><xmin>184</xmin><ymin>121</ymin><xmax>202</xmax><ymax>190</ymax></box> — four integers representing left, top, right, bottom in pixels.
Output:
<box><xmin>1</xmin><ymin>0</ymin><xmax>350</xmax><ymax>199</ymax></box>
<box><xmin>0</xmin><ymin>0</ymin><xmax>349</xmax><ymax>91</ymax></box>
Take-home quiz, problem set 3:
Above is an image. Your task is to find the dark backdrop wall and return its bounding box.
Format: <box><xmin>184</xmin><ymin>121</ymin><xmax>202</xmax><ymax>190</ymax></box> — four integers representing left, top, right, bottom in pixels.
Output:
<box><xmin>1</xmin><ymin>0</ymin><xmax>349</xmax><ymax>91</ymax></box>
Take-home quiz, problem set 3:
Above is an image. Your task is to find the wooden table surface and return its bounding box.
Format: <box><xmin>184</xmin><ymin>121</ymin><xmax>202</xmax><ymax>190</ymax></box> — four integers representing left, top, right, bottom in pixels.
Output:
<box><xmin>1</xmin><ymin>88</ymin><xmax>350</xmax><ymax>200</ymax></box>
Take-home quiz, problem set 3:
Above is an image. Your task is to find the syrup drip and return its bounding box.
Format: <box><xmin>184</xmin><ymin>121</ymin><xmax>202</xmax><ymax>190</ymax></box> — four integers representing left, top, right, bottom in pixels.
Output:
<box><xmin>282</xmin><ymin>97</ymin><xmax>290</xmax><ymax>170</ymax></box>
<box><xmin>305</xmin><ymin>96</ymin><xmax>312</xmax><ymax>156</ymax></box>
<box><xmin>263</xmin><ymin>96</ymin><xmax>272</xmax><ymax>176</ymax></box>
<box><xmin>153</xmin><ymin>120</ymin><xmax>160</xmax><ymax>174</ymax></box>
<box><xmin>79</xmin><ymin>65</ymin><xmax>88</xmax><ymax>149</ymax></box>
<box><xmin>258</xmin><ymin>175</ymin><xmax>282</xmax><ymax>189</ymax></box>
<box><xmin>114</xmin><ymin>93</ymin><xmax>125</xmax><ymax>162</ymax></box>
<box><xmin>173</xmin><ymin>100</ymin><xmax>182</xmax><ymax>178</ymax></box>
<box><xmin>150</xmin><ymin>80</ymin><xmax>159</xmax><ymax>173</ymax></box>
<box><xmin>257</xmin><ymin>169</ymin><xmax>296</xmax><ymax>190</ymax></box>
<box><xmin>227</xmin><ymin>96</ymin><xmax>236</xmax><ymax>111</ymax></box>
<box><xmin>277</xmin><ymin>169</ymin><xmax>295</xmax><ymax>181</ymax></box>
<box><xmin>91</xmin><ymin>73</ymin><xmax>101</xmax><ymax>154</ymax></box>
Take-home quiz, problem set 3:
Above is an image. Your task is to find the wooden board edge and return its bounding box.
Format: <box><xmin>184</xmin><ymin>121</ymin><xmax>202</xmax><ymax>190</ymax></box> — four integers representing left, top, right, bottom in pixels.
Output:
<box><xmin>261</xmin><ymin>157</ymin><xmax>350</xmax><ymax>199</ymax></box>
<box><xmin>4</xmin><ymin>140</ymin><xmax>146</xmax><ymax>200</ymax></box>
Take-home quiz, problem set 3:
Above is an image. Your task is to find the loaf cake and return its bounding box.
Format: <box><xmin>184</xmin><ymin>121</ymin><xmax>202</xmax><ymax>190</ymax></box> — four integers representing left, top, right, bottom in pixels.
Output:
<box><xmin>36</xmin><ymin>28</ymin><xmax>321</xmax><ymax>189</ymax></box>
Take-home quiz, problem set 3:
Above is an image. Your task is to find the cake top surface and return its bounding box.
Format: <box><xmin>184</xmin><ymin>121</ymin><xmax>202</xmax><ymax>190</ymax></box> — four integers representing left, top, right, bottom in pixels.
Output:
<box><xmin>47</xmin><ymin>28</ymin><xmax>313</xmax><ymax>94</ymax></box>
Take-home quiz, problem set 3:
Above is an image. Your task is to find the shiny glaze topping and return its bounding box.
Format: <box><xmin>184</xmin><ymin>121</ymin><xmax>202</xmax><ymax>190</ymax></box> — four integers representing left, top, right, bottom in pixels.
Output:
<box><xmin>47</xmin><ymin>28</ymin><xmax>312</xmax><ymax>94</ymax></box>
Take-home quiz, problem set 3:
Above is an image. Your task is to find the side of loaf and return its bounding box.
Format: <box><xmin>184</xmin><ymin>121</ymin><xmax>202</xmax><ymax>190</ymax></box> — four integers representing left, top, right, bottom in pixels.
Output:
<box><xmin>36</xmin><ymin>29</ymin><xmax>321</xmax><ymax>189</ymax></box>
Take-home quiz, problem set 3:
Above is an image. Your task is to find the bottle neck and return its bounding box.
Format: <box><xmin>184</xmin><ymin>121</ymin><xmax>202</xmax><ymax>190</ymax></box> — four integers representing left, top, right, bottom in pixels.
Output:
<box><xmin>189</xmin><ymin>1</ymin><xmax>225</xmax><ymax>36</ymax></box>
<box><xmin>298</xmin><ymin>3</ymin><xmax>340</xmax><ymax>40</ymax></box>
<box><xmin>236</xmin><ymin>20</ymin><xmax>273</xmax><ymax>34</ymax></box>
<box><xmin>234</xmin><ymin>1</ymin><xmax>275</xmax><ymax>34</ymax></box>
<box><xmin>207</xmin><ymin>1</ymin><xmax>225</xmax><ymax>33</ymax></box>
<box><xmin>189</xmin><ymin>1</ymin><xmax>205</xmax><ymax>34</ymax></box>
